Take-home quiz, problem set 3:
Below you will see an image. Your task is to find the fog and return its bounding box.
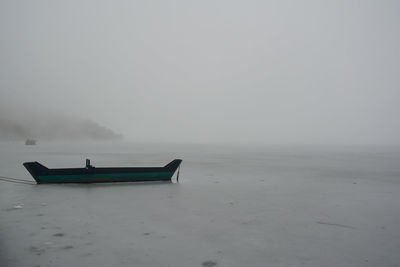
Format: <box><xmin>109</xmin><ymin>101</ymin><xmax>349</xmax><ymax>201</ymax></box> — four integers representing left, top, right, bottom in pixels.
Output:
<box><xmin>0</xmin><ymin>0</ymin><xmax>399</xmax><ymax>144</ymax></box>
<box><xmin>0</xmin><ymin>111</ymin><xmax>122</xmax><ymax>141</ymax></box>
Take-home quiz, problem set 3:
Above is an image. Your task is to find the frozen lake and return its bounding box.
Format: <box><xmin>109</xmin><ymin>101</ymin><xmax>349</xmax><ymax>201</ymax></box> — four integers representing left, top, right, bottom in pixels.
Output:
<box><xmin>1</xmin><ymin>142</ymin><xmax>400</xmax><ymax>267</ymax></box>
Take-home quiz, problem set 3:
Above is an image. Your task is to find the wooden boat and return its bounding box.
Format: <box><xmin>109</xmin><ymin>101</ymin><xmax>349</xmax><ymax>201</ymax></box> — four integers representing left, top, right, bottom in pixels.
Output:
<box><xmin>23</xmin><ymin>159</ymin><xmax>182</xmax><ymax>184</ymax></box>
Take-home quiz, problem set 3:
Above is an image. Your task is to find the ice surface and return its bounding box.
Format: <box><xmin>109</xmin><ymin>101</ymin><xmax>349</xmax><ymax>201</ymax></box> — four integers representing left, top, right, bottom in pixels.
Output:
<box><xmin>0</xmin><ymin>142</ymin><xmax>400</xmax><ymax>267</ymax></box>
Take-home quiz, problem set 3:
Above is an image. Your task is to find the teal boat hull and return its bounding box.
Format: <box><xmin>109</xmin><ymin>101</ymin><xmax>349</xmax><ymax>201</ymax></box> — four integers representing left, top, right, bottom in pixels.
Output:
<box><xmin>23</xmin><ymin>159</ymin><xmax>182</xmax><ymax>184</ymax></box>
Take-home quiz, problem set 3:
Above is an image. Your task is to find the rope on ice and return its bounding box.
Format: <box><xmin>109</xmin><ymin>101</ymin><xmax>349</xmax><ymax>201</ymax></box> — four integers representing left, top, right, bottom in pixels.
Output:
<box><xmin>0</xmin><ymin>175</ymin><xmax>36</xmax><ymax>184</ymax></box>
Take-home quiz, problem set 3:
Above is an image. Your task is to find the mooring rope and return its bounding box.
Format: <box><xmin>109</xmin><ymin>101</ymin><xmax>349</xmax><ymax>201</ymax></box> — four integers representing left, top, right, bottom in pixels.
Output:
<box><xmin>0</xmin><ymin>175</ymin><xmax>36</xmax><ymax>185</ymax></box>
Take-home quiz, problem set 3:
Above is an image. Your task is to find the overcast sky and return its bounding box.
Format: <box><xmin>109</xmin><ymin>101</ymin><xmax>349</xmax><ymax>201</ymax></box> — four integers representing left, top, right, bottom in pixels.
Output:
<box><xmin>0</xmin><ymin>0</ymin><xmax>399</xmax><ymax>144</ymax></box>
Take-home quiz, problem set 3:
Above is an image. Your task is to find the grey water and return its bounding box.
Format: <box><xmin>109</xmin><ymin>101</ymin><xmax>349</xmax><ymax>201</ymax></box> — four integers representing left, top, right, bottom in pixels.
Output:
<box><xmin>1</xmin><ymin>142</ymin><xmax>400</xmax><ymax>267</ymax></box>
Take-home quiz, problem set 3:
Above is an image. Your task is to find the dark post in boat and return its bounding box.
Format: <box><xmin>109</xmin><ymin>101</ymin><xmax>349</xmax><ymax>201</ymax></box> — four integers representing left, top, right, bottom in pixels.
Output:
<box><xmin>23</xmin><ymin>159</ymin><xmax>182</xmax><ymax>184</ymax></box>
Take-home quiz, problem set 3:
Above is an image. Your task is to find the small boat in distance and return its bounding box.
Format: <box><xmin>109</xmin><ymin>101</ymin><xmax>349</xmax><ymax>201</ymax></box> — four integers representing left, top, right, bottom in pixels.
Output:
<box><xmin>25</xmin><ymin>139</ymin><xmax>37</xmax><ymax>145</ymax></box>
<box><xmin>23</xmin><ymin>159</ymin><xmax>182</xmax><ymax>184</ymax></box>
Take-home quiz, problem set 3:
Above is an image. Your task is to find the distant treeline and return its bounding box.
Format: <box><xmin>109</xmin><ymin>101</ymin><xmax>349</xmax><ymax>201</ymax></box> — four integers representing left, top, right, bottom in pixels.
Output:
<box><xmin>0</xmin><ymin>115</ymin><xmax>122</xmax><ymax>141</ymax></box>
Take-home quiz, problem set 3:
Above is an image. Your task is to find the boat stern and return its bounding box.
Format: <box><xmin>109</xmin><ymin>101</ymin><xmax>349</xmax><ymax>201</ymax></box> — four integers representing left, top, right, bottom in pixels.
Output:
<box><xmin>164</xmin><ymin>159</ymin><xmax>182</xmax><ymax>171</ymax></box>
<box><xmin>23</xmin><ymin>162</ymin><xmax>49</xmax><ymax>184</ymax></box>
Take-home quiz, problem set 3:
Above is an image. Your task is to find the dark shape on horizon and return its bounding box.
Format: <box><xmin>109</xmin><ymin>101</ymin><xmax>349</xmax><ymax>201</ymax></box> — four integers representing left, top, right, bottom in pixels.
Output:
<box><xmin>23</xmin><ymin>159</ymin><xmax>182</xmax><ymax>184</ymax></box>
<box><xmin>25</xmin><ymin>139</ymin><xmax>37</xmax><ymax>145</ymax></box>
<box><xmin>0</xmin><ymin>115</ymin><xmax>122</xmax><ymax>141</ymax></box>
